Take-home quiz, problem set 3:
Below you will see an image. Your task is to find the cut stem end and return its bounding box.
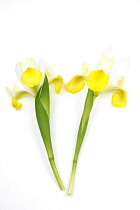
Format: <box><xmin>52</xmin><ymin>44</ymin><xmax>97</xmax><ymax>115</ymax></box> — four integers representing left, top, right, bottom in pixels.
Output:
<box><xmin>67</xmin><ymin>161</ymin><xmax>77</xmax><ymax>195</ymax></box>
<box><xmin>49</xmin><ymin>158</ymin><xmax>65</xmax><ymax>190</ymax></box>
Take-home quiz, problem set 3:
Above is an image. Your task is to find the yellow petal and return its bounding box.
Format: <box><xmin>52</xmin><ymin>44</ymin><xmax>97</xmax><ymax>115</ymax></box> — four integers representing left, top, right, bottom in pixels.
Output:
<box><xmin>66</xmin><ymin>75</ymin><xmax>86</xmax><ymax>94</ymax></box>
<box><xmin>49</xmin><ymin>75</ymin><xmax>64</xmax><ymax>94</ymax></box>
<box><xmin>81</xmin><ymin>63</ymin><xmax>90</xmax><ymax>77</ymax></box>
<box><xmin>12</xmin><ymin>97</ymin><xmax>22</xmax><ymax>110</ymax></box>
<box><xmin>112</xmin><ymin>90</ymin><xmax>127</xmax><ymax>107</ymax></box>
<box><xmin>21</xmin><ymin>67</ymin><xmax>42</xmax><ymax>87</ymax></box>
<box><xmin>87</xmin><ymin>70</ymin><xmax>109</xmax><ymax>91</ymax></box>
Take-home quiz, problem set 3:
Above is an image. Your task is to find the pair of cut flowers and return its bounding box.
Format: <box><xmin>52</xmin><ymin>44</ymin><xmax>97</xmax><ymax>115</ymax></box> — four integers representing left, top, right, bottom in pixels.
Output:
<box><xmin>6</xmin><ymin>52</ymin><xmax>129</xmax><ymax>194</ymax></box>
<box><xmin>6</xmin><ymin>58</ymin><xmax>65</xmax><ymax>190</ymax></box>
<box><xmin>66</xmin><ymin>54</ymin><xmax>130</xmax><ymax>194</ymax></box>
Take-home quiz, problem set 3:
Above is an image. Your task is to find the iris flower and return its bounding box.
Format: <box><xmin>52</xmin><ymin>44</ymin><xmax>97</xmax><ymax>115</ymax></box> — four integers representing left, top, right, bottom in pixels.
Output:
<box><xmin>66</xmin><ymin>56</ymin><xmax>128</xmax><ymax>107</ymax></box>
<box><xmin>6</xmin><ymin>58</ymin><xmax>64</xmax><ymax>110</ymax></box>
<box><xmin>66</xmin><ymin>55</ymin><xmax>130</xmax><ymax>194</ymax></box>
<box><xmin>6</xmin><ymin>58</ymin><xmax>65</xmax><ymax>190</ymax></box>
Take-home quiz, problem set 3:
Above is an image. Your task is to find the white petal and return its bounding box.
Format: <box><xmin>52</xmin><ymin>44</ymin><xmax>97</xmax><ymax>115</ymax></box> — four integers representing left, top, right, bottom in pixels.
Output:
<box><xmin>115</xmin><ymin>76</ymin><xmax>125</xmax><ymax>87</ymax></box>
<box><xmin>26</xmin><ymin>58</ymin><xmax>37</xmax><ymax>68</ymax></box>
<box><xmin>96</xmin><ymin>56</ymin><xmax>114</xmax><ymax>73</ymax></box>
<box><xmin>13</xmin><ymin>85</ymin><xmax>20</xmax><ymax>92</ymax></box>
<box><xmin>5</xmin><ymin>87</ymin><xmax>14</xmax><ymax>97</ymax></box>
<box><xmin>15</xmin><ymin>62</ymin><xmax>23</xmax><ymax>80</ymax></box>
<box><xmin>45</xmin><ymin>66</ymin><xmax>55</xmax><ymax>79</ymax></box>
<box><xmin>19</xmin><ymin>61</ymin><xmax>28</xmax><ymax>72</ymax></box>
<box><xmin>81</xmin><ymin>63</ymin><xmax>90</xmax><ymax>77</ymax></box>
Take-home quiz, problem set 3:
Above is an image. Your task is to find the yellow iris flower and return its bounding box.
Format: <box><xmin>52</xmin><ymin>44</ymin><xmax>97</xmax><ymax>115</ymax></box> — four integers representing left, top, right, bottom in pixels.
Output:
<box><xmin>6</xmin><ymin>58</ymin><xmax>64</xmax><ymax>110</ymax></box>
<box><xmin>66</xmin><ymin>56</ymin><xmax>129</xmax><ymax>108</ymax></box>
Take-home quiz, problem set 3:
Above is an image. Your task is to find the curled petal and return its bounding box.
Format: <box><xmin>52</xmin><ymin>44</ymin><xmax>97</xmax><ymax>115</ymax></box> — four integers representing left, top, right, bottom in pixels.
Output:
<box><xmin>66</xmin><ymin>75</ymin><xmax>86</xmax><ymax>94</ymax></box>
<box><xmin>87</xmin><ymin>70</ymin><xmax>109</xmax><ymax>91</ymax></box>
<box><xmin>12</xmin><ymin>97</ymin><xmax>22</xmax><ymax>110</ymax></box>
<box><xmin>49</xmin><ymin>75</ymin><xmax>64</xmax><ymax>94</ymax></box>
<box><xmin>112</xmin><ymin>90</ymin><xmax>127</xmax><ymax>107</ymax></box>
<box><xmin>97</xmin><ymin>56</ymin><xmax>114</xmax><ymax>73</ymax></box>
<box><xmin>6</xmin><ymin>86</ymin><xmax>32</xmax><ymax>110</ymax></box>
<box><xmin>21</xmin><ymin>67</ymin><xmax>42</xmax><ymax>87</ymax></box>
<box><xmin>81</xmin><ymin>63</ymin><xmax>90</xmax><ymax>77</ymax></box>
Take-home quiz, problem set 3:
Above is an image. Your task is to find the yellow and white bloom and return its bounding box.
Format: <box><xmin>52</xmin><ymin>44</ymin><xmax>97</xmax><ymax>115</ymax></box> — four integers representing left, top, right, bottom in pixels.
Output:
<box><xmin>66</xmin><ymin>56</ymin><xmax>129</xmax><ymax>107</ymax></box>
<box><xmin>6</xmin><ymin>58</ymin><xmax>64</xmax><ymax>110</ymax></box>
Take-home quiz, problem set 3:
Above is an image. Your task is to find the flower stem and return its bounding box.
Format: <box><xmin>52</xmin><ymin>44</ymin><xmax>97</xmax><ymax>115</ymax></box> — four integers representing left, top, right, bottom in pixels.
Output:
<box><xmin>67</xmin><ymin>161</ymin><xmax>77</xmax><ymax>195</ymax></box>
<box><xmin>67</xmin><ymin>89</ymin><xmax>97</xmax><ymax>195</ymax></box>
<box><xmin>49</xmin><ymin>158</ymin><xmax>65</xmax><ymax>190</ymax></box>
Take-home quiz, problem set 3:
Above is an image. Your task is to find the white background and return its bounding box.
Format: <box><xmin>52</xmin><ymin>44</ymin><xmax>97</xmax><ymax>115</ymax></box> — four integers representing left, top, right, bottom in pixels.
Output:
<box><xmin>0</xmin><ymin>0</ymin><xmax>140</xmax><ymax>209</ymax></box>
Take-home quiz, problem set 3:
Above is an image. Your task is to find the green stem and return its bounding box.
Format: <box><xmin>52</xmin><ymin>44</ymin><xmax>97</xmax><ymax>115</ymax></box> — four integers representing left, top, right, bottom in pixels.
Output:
<box><xmin>49</xmin><ymin>158</ymin><xmax>65</xmax><ymax>190</ymax></box>
<box><xmin>67</xmin><ymin>161</ymin><xmax>77</xmax><ymax>195</ymax></box>
<box><xmin>67</xmin><ymin>89</ymin><xmax>97</xmax><ymax>195</ymax></box>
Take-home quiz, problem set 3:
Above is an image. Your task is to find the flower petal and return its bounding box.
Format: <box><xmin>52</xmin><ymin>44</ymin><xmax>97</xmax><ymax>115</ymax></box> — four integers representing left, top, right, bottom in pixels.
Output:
<box><xmin>115</xmin><ymin>76</ymin><xmax>125</xmax><ymax>87</ymax></box>
<box><xmin>19</xmin><ymin>62</ymin><xmax>28</xmax><ymax>72</ymax></box>
<box><xmin>66</xmin><ymin>75</ymin><xmax>86</xmax><ymax>94</ymax></box>
<box><xmin>5</xmin><ymin>87</ymin><xmax>14</xmax><ymax>97</ymax></box>
<box><xmin>12</xmin><ymin>97</ymin><xmax>22</xmax><ymax>110</ymax></box>
<box><xmin>97</xmin><ymin>56</ymin><xmax>114</xmax><ymax>73</ymax></box>
<box><xmin>26</xmin><ymin>58</ymin><xmax>36</xmax><ymax>68</ymax></box>
<box><xmin>81</xmin><ymin>63</ymin><xmax>90</xmax><ymax>77</ymax></box>
<box><xmin>14</xmin><ymin>90</ymin><xmax>32</xmax><ymax>99</ymax></box>
<box><xmin>87</xmin><ymin>70</ymin><xmax>109</xmax><ymax>91</ymax></box>
<box><xmin>6</xmin><ymin>85</ymin><xmax>33</xmax><ymax>109</ymax></box>
<box><xmin>49</xmin><ymin>75</ymin><xmax>64</xmax><ymax>94</ymax></box>
<box><xmin>46</xmin><ymin>66</ymin><xmax>55</xmax><ymax>80</ymax></box>
<box><xmin>13</xmin><ymin>85</ymin><xmax>20</xmax><ymax>92</ymax></box>
<box><xmin>112</xmin><ymin>90</ymin><xmax>127</xmax><ymax>107</ymax></box>
<box><xmin>21</xmin><ymin>67</ymin><xmax>42</xmax><ymax>87</ymax></box>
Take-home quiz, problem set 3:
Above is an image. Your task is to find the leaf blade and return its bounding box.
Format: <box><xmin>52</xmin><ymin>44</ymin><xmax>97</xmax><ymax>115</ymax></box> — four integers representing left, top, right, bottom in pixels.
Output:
<box><xmin>38</xmin><ymin>75</ymin><xmax>50</xmax><ymax>117</ymax></box>
<box><xmin>35</xmin><ymin>75</ymin><xmax>64</xmax><ymax>189</ymax></box>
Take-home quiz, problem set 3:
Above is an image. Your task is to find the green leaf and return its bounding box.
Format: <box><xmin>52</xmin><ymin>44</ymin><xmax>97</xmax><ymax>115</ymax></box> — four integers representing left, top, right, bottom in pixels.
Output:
<box><xmin>37</xmin><ymin>75</ymin><xmax>50</xmax><ymax>117</ymax></box>
<box><xmin>35</xmin><ymin>75</ymin><xmax>64</xmax><ymax>190</ymax></box>
<box><xmin>35</xmin><ymin>75</ymin><xmax>53</xmax><ymax>157</ymax></box>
